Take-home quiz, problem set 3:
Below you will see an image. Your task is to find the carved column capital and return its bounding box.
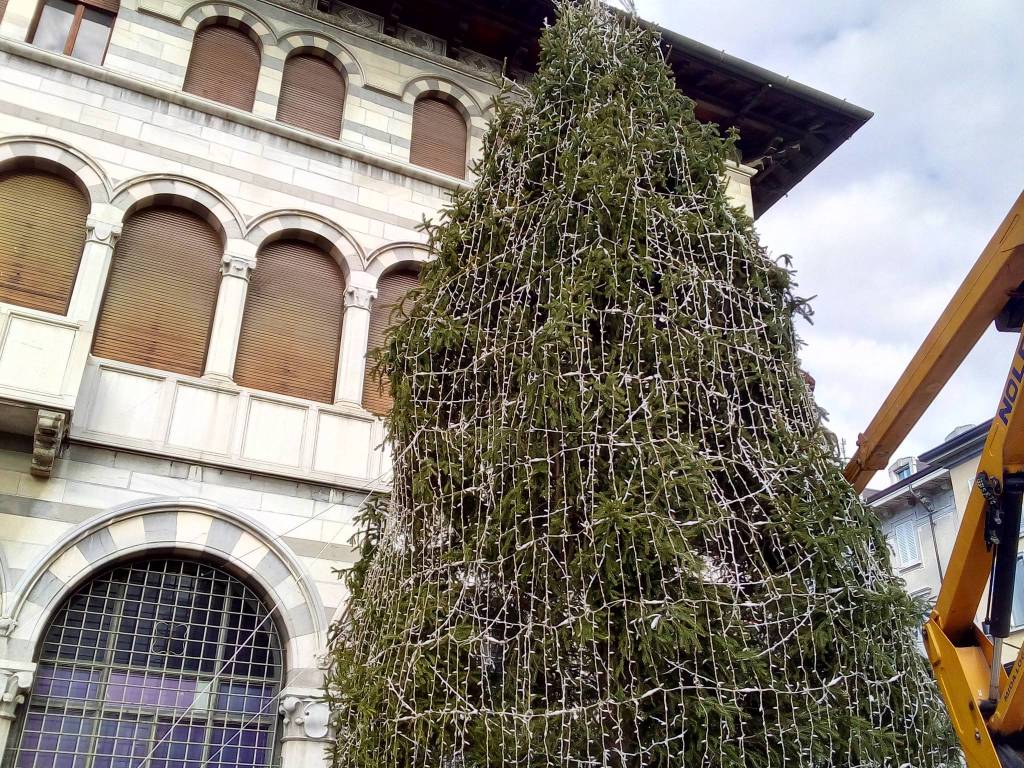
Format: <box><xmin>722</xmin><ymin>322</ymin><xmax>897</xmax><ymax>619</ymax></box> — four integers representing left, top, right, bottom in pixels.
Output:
<box><xmin>0</xmin><ymin>670</ymin><xmax>31</xmax><ymax>722</ymax></box>
<box><xmin>344</xmin><ymin>286</ymin><xmax>376</xmax><ymax>311</ymax></box>
<box><xmin>85</xmin><ymin>216</ymin><xmax>122</xmax><ymax>247</ymax></box>
<box><xmin>221</xmin><ymin>253</ymin><xmax>257</xmax><ymax>280</ymax></box>
<box><xmin>279</xmin><ymin>696</ymin><xmax>332</xmax><ymax>742</ymax></box>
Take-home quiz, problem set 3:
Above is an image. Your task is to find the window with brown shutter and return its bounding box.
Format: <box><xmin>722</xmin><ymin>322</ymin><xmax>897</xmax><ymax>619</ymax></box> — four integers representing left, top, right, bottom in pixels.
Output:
<box><xmin>0</xmin><ymin>169</ymin><xmax>88</xmax><ymax>315</ymax></box>
<box><xmin>362</xmin><ymin>268</ymin><xmax>419</xmax><ymax>415</ymax></box>
<box><xmin>182</xmin><ymin>22</ymin><xmax>260</xmax><ymax>112</ymax></box>
<box><xmin>410</xmin><ymin>97</ymin><xmax>467</xmax><ymax>179</ymax></box>
<box><xmin>92</xmin><ymin>207</ymin><xmax>222</xmax><ymax>377</ymax></box>
<box><xmin>234</xmin><ymin>240</ymin><xmax>345</xmax><ymax>404</ymax></box>
<box><xmin>277</xmin><ymin>52</ymin><xmax>346</xmax><ymax>139</ymax></box>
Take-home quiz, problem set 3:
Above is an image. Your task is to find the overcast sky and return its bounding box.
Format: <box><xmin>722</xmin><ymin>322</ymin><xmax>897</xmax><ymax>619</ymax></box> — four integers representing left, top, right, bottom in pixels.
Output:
<box><xmin>633</xmin><ymin>0</ymin><xmax>1024</xmax><ymax>487</ymax></box>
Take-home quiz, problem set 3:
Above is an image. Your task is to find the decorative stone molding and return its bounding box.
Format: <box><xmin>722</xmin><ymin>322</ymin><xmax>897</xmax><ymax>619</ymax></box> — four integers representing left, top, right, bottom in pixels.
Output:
<box><xmin>0</xmin><ymin>619</ymin><xmax>16</xmax><ymax>639</ymax></box>
<box><xmin>111</xmin><ymin>174</ymin><xmax>245</xmax><ymax>242</ymax></box>
<box><xmin>344</xmin><ymin>285</ymin><xmax>376</xmax><ymax>311</ymax></box>
<box><xmin>6</xmin><ymin>499</ymin><xmax>328</xmax><ymax>669</ymax></box>
<box><xmin>85</xmin><ymin>216</ymin><xmax>122</xmax><ymax>247</ymax></box>
<box><xmin>280</xmin><ymin>696</ymin><xmax>332</xmax><ymax>741</ymax></box>
<box><xmin>245</xmin><ymin>210</ymin><xmax>365</xmax><ymax>276</ymax></box>
<box><xmin>31</xmin><ymin>410</ymin><xmax>67</xmax><ymax>478</ymax></box>
<box><xmin>396</xmin><ymin>25</ymin><xmax>446</xmax><ymax>56</ymax></box>
<box><xmin>277</xmin><ymin>31</ymin><xmax>365</xmax><ymax>88</ymax></box>
<box><xmin>0</xmin><ymin>135</ymin><xmax>112</xmax><ymax>206</ymax></box>
<box><xmin>221</xmin><ymin>253</ymin><xmax>257</xmax><ymax>280</ymax></box>
<box><xmin>333</xmin><ymin>2</ymin><xmax>381</xmax><ymax>33</ymax></box>
<box><xmin>460</xmin><ymin>49</ymin><xmax>503</xmax><ymax>77</ymax></box>
<box><xmin>178</xmin><ymin>2</ymin><xmax>276</xmax><ymax>50</ymax></box>
<box><xmin>0</xmin><ymin>669</ymin><xmax>31</xmax><ymax>721</ymax></box>
<box><xmin>402</xmin><ymin>76</ymin><xmax>482</xmax><ymax>122</ymax></box>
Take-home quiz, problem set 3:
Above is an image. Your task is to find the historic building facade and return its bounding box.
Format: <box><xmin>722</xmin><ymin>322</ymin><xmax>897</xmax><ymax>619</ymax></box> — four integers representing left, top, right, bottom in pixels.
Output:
<box><xmin>0</xmin><ymin>0</ymin><xmax>868</xmax><ymax>764</ymax></box>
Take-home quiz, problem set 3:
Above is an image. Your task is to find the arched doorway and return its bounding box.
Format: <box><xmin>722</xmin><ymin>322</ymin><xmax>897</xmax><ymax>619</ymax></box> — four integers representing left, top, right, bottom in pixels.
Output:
<box><xmin>7</xmin><ymin>557</ymin><xmax>283</xmax><ymax>768</ymax></box>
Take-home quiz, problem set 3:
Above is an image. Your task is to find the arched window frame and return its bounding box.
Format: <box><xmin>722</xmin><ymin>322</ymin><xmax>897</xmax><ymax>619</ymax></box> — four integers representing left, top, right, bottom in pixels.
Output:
<box><xmin>182</xmin><ymin>16</ymin><xmax>264</xmax><ymax>112</ymax></box>
<box><xmin>361</xmin><ymin>263</ymin><xmax>421</xmax><ymax>415</ymax></box>
<box><xmin>403</xmin><ymin>77</ymin><xmax>481</xmax><ymax>180</ymax></box>
<box><xmin>6</xmin><ymin>556</ymin><xmax>285</xmax><ymax>767</ymax></box>
<box><xmin>233</xmin><ymin>234</ymin><xmax>347</xmax><ymax>404</ymax></box>
<box><xmin>95</xmin><ymin>176</ymin><xmax>243</xmax><ymax>377</ymax></box>
<box><xmin>276</xmin><ymin>48</ymin><xmax>348</xmax><ymax>139</ymax></box>
<box><xmin>0</xmin><ymin>163</ymin><xmax>92</xmax><ymax>316</ymax></box>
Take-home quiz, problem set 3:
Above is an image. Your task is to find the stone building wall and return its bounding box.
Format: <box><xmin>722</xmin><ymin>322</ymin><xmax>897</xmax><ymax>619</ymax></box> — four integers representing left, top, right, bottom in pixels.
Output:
<box><xmin>0</xmin><ymin>0</ymin><xmax>758</xmax><ymax>762</ymax></box>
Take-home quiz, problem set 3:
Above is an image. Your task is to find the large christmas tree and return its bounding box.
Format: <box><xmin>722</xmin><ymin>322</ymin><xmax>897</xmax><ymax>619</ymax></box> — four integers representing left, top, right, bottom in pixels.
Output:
<box><xmin>326</xmin><ymin>3</ymin><xmax>958</xmax><ymax>766</ymax></box>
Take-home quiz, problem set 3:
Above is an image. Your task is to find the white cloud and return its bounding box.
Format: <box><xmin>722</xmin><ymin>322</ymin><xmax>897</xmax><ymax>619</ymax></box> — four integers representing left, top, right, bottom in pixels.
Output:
<box><xmin>635</xmin><ymin>0</ymin><xmax>1024</xmax><ymax>482</ymax></box>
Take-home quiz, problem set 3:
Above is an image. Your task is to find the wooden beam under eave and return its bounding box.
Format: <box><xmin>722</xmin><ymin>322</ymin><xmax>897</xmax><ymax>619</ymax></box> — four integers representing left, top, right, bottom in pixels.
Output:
<box><xmin>844</xmin><ymin>190</ymin><xmax>1024</xmax><ymax>493</ymax></box>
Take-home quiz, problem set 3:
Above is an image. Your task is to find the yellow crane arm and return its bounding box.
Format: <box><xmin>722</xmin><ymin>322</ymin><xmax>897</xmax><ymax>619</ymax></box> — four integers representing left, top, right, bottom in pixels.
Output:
<box><xmin>844</xmin><ymin>190</ymin><xmax>1024</xmax><ymax>494</ymax></box>
<box><xmin>843</xmin><ymin>191</ymin><xmax>1024</xmax><ymax>767</ymax></box>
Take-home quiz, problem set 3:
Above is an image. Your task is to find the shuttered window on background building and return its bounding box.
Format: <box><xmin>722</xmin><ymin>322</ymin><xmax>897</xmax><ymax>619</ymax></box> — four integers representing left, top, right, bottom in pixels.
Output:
<box><xmin>409</xmin><ymin>97</ymin><xmax>467</xmax><ymax>179</ymax></box>
<box><xmin>182</xmin><ymin>23</ymin><xmax>260</xmax><ymax>111</ymax></box>
<box><xmin>92</xmin><ymin>207</ymin><xmax>222</xmax><ymax>377</ymax></box>
<box><xmin>277</xmin><ymin>53</ymin><xmax>346</xmax><ymax>139</ymax></box>
<box><xmin>234</xmin><ymin>240</ymin><xmax>344</xmax><ymax>404</ymax></box>
<box><xmin>0</xmin><ymin>170</ymin><xmax>88</xmax><ymax>315</ymax></box>
<box><xmin>362</xmin><ymin>268</ymin><xmax>419</xmax><ymax>415</ymax></box>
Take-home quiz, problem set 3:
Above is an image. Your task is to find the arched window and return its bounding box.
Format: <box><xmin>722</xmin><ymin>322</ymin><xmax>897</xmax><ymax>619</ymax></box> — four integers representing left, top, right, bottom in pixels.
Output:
<box><xmin>277</xmin><ymin>52</ymin><xmax>346</xmax><ymax>139</ymax></box>
<box><xmin>0</xmin><ymin>169</ymin><xmax>88</xmax><ymax>315</ymax></box>
<box><xmin>183</xmin><ymin>22</ymin><xmax>261</xmax><ymax>111</ymax></box>
<box><xmin>410</xmin><ymin>96</ymin><xmax>467</xmax><ymax>179</ymax></box>
<box><xmin>93</xmin><ymin>206</ymin><xmax>222</xmax><ymax>376</ymax></box>
<box><xmin>234</xmin><ymin>239</ymin><xmax>345</xmax><ymax>403</ymax></box>
<box><xmin>7</xmin><ymin>558</ymin><xmax>282</xmax><ymax>768</ymax></box>
<box><xmin>362</xmin><ymin>267</ymin><xmax>419</xmax><ymax>415</ymax></box>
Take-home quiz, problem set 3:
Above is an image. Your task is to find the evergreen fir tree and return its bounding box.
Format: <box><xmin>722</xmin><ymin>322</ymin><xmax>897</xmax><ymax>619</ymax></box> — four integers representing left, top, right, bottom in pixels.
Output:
<box><xmin>326</xmin><ymin>3</ymin><xmax>959</xmax><ymax>765</ymax></box>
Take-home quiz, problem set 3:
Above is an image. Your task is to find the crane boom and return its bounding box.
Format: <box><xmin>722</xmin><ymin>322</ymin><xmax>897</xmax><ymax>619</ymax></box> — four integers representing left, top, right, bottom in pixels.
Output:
<box><xmin>844</xmin><ymin>191</ymin><xmax>1024</xmax><ymax>767</ymax></box>
<box><xmin>844</xmin><ymin>190</ymin><xmax>1024</xmax><ymax>493</ymax></box>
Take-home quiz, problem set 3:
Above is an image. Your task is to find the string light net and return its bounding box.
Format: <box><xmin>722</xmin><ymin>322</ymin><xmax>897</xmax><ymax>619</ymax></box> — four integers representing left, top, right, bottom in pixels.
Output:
<box><xmin>326</xmin><ymin>3</ymin><xmax>959</xmax><ymax>765</ymax></box>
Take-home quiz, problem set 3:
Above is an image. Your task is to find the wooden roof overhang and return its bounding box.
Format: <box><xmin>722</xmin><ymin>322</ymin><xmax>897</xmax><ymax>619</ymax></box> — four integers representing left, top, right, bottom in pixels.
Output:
<box><xmin>344</xmin><ymin>0</ymin><xmax>872</xmax><ymax>217</ymax></box>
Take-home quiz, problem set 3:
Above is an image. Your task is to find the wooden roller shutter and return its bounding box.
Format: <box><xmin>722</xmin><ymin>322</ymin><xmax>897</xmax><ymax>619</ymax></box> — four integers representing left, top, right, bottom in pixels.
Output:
<box><xmin>92</xmin><ymin>207</ymin><xmax>222</xmax><ymax>377</ymax></box>
<box><xmin>0</xmin><ymin>170</ymin><xmax>88</xmax><ymax>315</ymax></box>
<box><xmin>182</xmin><ymin>23</ymin><xmax>260</xmax><ymax>112</ymax></box>
<box><xmin>82</xmin><ymin>0</ymin><xmax>119</xmax><ymax>13</ymax></box>
<box><xmin>362</xmin><ymin>268</ymin><xmax>419</xmax><ymax>415</ymax></box>
<box><xmin>410</xmin><ymin>97</ymin><xmax>467</xmax><ymax>179</ymax></box>
<box><xmin>234</xmin><ymin>240</ymin><xmax>344</xmax><ymax>403</ymax></box>
<box><xmin>0</xmin><ymin>0</ymin><xmax>9</xmax><ymax>22</ymax></box>
<box><xmin>277</xmin><ymin>53</ymin><xmax>346</xmax><ymax>139</ymax></box>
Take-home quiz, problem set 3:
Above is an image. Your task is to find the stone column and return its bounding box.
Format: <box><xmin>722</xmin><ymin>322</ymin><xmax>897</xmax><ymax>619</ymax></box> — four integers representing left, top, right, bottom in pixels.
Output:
<box><xmin>0</xmin><ymin>668</ymin><xmax>31</xmax><ymax>755</ymax></box>
<box><xmin>67</xmin><ymin>214</ymin><xmax>122</xmax><ymax>323</ymax></box>
<box><xmin>279</xmin><ymin>694</ymin><xmax>332</xmax><ymax>768</ymax></box>
<box><xmin>204</xmin><ymin>249</ymin><xmax>257</xmax><ymax>382</ymax></box>
<box><xmin>334</xmin><ymin>283</ymin><xmax>376</xmax><ymax>406</ymax></box>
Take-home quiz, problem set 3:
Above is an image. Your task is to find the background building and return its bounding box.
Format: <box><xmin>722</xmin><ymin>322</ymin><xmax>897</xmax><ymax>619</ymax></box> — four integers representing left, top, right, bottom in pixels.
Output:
<box><xmin>868</xmin><ymin>421</ymin><xmax>1024</xmax><ymax>663</ymax></box>
<box><xmin>0</xmin><ymin>0</ymin><xmax>868</xmax><ymax>764</ymax></box>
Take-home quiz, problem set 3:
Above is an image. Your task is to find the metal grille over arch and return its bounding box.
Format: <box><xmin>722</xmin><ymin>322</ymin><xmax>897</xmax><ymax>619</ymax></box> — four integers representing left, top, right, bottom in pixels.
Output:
<box><xmin>7</xmin><ymin>557</ymin><xmax>282</xmax><ymax>768</ymax></box>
